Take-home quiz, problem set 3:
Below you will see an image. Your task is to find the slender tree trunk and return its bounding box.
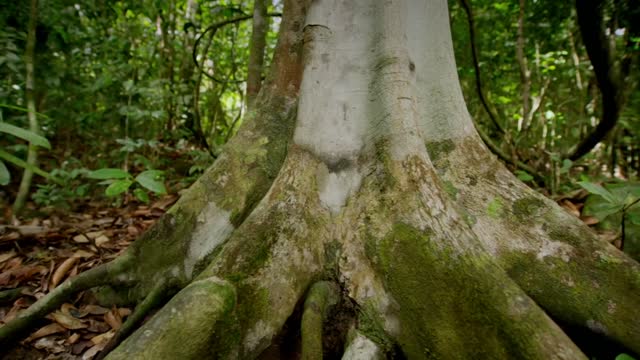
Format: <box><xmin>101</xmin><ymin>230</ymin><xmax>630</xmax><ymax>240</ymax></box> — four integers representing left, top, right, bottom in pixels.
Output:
<box><xmin>1</xmin><ymin>1</ymin><xmax>639</xmax><ymax>359</ymax></box>
<box><xmin>13</xmin><ymin>0</ymin><xmax>39</xmax><ymax>215</ymax></box>
<box><xmin>246</xmin><ymin>0</ymin><xmax>270</xmax><ymax>109</ymax></box>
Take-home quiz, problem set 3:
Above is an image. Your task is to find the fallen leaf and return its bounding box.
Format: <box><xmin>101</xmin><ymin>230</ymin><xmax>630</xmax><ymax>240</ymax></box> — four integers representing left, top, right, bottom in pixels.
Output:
<box><xmin>86</xmin><ymin>319</ymin><xmax>110</xmax><ymax>333</ymax></box>
<box><xmin>118</xmin><ymin>308</ymin><xmax>132</xmax><ymax>317</ymax></box>
<box><xmin>33</xmin><ymin>336</ymin><xmax>66</xmax><ymax>353</ymax></box>
<box><xmin>104</xmin><ymin>308</ymin><xmax>122</xmax><ymax>330</ymax></box>
<box><xmin>86</xmin><ymin>231</ymin><xmax>103</xmax><ymax>239</ymax></box>
<box><xmin>82</xmin><ymin>305</ymin><xmax>109</xmax><ymax>315</ymax></box>
<box><xmin>50</xmin><ymin>310</ymin><xmax>87</xmax><ymax>330</ymax></box>
<box><xmin>51</xmin><ymin>257</ymin><xmax>79</xmax><ymax>288</ymax></box>
<box><xmin>95</xmin><ymin>235</ymin><xmax>110</xmax><ymax>247</ymax></box>
<box><xmin>580</xmin><ymin>216</ymin><xmax>599</xmax><ymax>225</ymax></box>
<box><xmin>67</xmin><ymin>332</ymin><xmax>81</xmax><ymax>345</ymax></box>
<box><xmin>25</xmin><ymin>323</ymin><xmax>66</xmax><ymax>341</ymax></box>
<box><xmin>126</xmin><ymin>225</ymin><xmax>139</xmax><ymax>236</ymax></box>
<box><xmin>82</xmin><ymin>342</ymin><xmax>106</xmax><ymax>360</ymax></box>
<box><xmin>73</xmin><ymin>249</ymin><xmax>95</xmax><ymax>258</ymax></box>
<box><xmin>72</xmin><ymin>340</ymin><xmax>93</xmax><ymax>355</ymax></box>
<box><xmin>94</xmin><ymin>217</ymin><xmax>115</xmax><ymax>226</ymax></box>
<box><xmin>73</xmin><ymin>234</ymin><xmax>90</xmax><ymax>243</ymax></box>
<box><xmin>0</xmin><ymin>250</ymin><xmax>17</xmax><ymax>263</ymax></box>
<box><xmin>91</xmin><ymin>329</ymin><xmax>115</xmax><ymax>345</ymax></box>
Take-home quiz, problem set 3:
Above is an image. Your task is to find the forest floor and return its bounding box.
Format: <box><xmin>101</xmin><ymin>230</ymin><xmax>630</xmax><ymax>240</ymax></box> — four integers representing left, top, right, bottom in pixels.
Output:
<box><xmin>0</xmin><ymin>189</ymin><xmax>623</xmax><ymax>359</ymax></box>
<box><xmin>0</xmin><ymin>195</ymin><xmax>177</xmax><ymax>359</ymax></box>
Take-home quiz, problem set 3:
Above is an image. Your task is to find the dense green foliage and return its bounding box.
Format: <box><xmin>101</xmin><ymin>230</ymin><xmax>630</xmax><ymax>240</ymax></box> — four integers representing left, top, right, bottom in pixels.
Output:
<box><xmin>0</xmin><ymin>0</ymin><xmax>638</xmax><ymax>248</ymax></box>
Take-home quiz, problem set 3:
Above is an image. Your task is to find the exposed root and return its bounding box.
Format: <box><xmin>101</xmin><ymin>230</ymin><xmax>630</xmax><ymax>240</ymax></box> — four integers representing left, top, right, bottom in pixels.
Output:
<box><xmin>97</xmin><ymin>280</ymin><xmax>177</xmax><ymax>360</ymax></box>
<box><xmin>0</xmin><ymin>254</ymin><xmax>133</xmax><ymax>347</ymax></box>
<box><xmin>301</xmin><ymin>281</ymin><xmax>339</xmax><ymax>360</ymax></box>
<box><xmin>0</xmin><ymin>287</ymin><xmax>26</xmax><ymax>306</ymax></box>
<box><xmin>430</xmin><ymin>136</ymin><xmax>640</xmax><ymax>354</ymax></box>
<box><xmin>105</xmin><ymin>277</ymin><xmax>236</xmax><ymax>360</ymax></box>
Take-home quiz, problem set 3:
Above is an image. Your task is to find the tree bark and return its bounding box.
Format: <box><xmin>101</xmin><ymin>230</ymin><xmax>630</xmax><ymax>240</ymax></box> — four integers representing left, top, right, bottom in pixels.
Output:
<box><xmin>1</xmin><ymin>1</ymin><xmax>639</xmax><ymax>359</ymax></box>
<box><xmin>246</xmin><ymin>0</ymin><xmax>270</xmax><ymax>109</ymax></box>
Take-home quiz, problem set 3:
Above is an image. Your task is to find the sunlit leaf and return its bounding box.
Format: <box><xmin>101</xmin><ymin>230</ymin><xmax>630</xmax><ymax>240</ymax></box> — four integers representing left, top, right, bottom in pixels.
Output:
<box><xmin>0</xmin><ymin>122</ymin><xmax>51</xmax><ymax>149</ymax></box>
<box><xmin>515</xmin><ymin>170</ymin><xmax>534</xmax><ymax>182</ymax></box>
<box><xmin>578</xmin><ymin>181</ymin><xmax>616</xmax><ymax>204</ymax></box>
<box><xmin>135</xmin><ymin>170</ymin><xmax>166</xmax><ymax>194</ymax></box>
<box><xmin>105</xmin><ymin>179</ymin><xmax>133</xmax><ymax>196</ymax></box>
<box><xmin>88</xmin><ymin>168</ymin><xmax>130</xmax><ymax>180</ymax></box>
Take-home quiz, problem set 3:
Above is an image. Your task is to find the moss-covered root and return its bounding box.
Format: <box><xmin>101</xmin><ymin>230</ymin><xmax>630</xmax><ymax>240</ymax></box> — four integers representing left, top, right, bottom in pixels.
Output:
<box><xmin>506</xmin><ymin>243</ymin><xmax>640</xmax><ymax>354</ymax></box>
<box><xmin>97</xmin><ymin>281</ymin><xmax>175</xmax><ymax>360</ymax></box>
<box><xmin>0</xmin><ymin>254</ymin><xmax>132</xmax><ymax>347</ymax></box>
<box><xmin>301</xmin><ymin>281</ymin><xmax>340</xmax><ymax>360</ymax></box>
<box><xmin>0</xmin><ymin>287</ymin><xmax>26</xmax><ymax>306</ymax></box>
<box><xmin>341</xmin><ymin>330</ymin><xmax>383</xmax><ymax>360</ymax></box>
<box><xmin>372</xmin><ymin>223</ymin><xmax>586</xmax><ymax>359</ymax></box>
<box><xmin>106</xmin><ymin>277</ymin><xmax>236</xmax><ymax>360</ymax></box>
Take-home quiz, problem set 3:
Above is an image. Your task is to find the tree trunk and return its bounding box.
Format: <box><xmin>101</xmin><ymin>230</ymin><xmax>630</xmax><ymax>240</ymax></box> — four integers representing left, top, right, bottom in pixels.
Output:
<box><xmin>2</xmin><ymin>1</ymin><xmax>639</xmax><ymax>358</ymax></box>
<box><xmin>246</xmin><ymin>0</ymin><xmax>270</xmax><ymax>109</ymax></box>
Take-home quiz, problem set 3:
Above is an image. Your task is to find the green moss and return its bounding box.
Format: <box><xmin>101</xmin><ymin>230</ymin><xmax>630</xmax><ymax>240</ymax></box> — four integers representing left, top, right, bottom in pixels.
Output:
<box><xmin>487</xmin><ymin>197</ymin><xmax>505</xmax><ymax>219</ymax></box>
<box><xmin>512</xmin><ymin>197</ymin><xmax>546</xmax><ymax>220</ymax></box>
<box><xmin>442</xmin><ymin>180</ymin><xmax>459</xmax><ymax>199</ymax></box>
<box><xmin>504</xmin><ymin>249</ymin><xmax>640</xmax><ymax>351</ymax></box>
<box><xmin>425</xmin><ymin>139</ymin><xmax>455</xmax><ymax>163</ymax></box>
<box><xmin>368</xmin><ymin>223</ymin><xmax>566</xmax><ymax>359</ymax></box>
<box><xmin>356</xmin><ymin>302</ymin><xmax>396</xmax><ymax>353</ymax></box>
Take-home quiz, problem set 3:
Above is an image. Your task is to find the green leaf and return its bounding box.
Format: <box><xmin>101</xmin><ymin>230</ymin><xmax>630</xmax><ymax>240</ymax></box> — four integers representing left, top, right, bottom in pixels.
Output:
<box><xmin>591</xmin><ymin>203</ymin><xmax>625</xmax><ymax>221</ymax></box>
<box><xmin>0</xmin><ymin>160</ymin><xmax>9</xmax><ymax>185</ymax></box>
<box><xmin>560</xmin><ymin>159</ymin><xmax>572</xmax><ymax>174</ymax></box>
<box><xmin>105</xmin><ymin>179</ymin><xmax>133</xmax><ymax>197</ymax></box>
<box><xmin>627</xmin><ymin>212</ymin><xmax>640</xmax><ymax>226</ymax></box>
<box><xmin>515</xmin><ymin>170</ymin><xmax>534</xmax><ymax>182</ymax></box>
<box><xmin>578</xmin><ymin>181</ymin><xmax>616</xmax><ymax>204</ymax></box>
<box><xmin>133</xmin><ymin>188</ymin><xmax>149</xmax><ymax>203</ymax></box>
<box><xmin>88</xmin><ymin>168</ymin><xmax>131</xmax><ymax>180</ymax></box>
<box><xmin>0</xmin><ymin>148</ymin><xmax>55</xmax><ymax>183</ymax></box>
<box><xmin>135</xmin><ymin>170</ymin><xmax>166</xmax><ymax>194</ymax></box>
<box><xmin>0</xmin><ymin>122</ymin><xmax>51</xmax><ymax>149</ymax></box>
<box><xmin>615</xmin><ymin>354</ymin><xmax>637</xmax><ymax>360</ymax></box>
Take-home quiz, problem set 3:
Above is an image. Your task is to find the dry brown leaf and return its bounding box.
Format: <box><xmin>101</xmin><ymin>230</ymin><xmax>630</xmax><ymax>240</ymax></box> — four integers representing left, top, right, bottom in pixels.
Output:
<box><xmin>91</xmin><ymin>329</ymin><xmax>115</xmax><ymax>345</ymax></box>
<box><xmin>560</xmin><ymin>199</ymin><xmax>581</xmax><ymax>217</ymax></box>
<box><xmin>73</xmin><ymin>234</ymin><xmax>90</xmax><ymax>243</ymax></box>
<box><xmin>94</xmin><ymin>217</ymin><xmax>115</xmax><ymax>226</ymax></box>
<box><xmin>82</xmin><ymin>342</ymin><xmax>106</xmax><ymax>360</ymax></box>
<box><xmin>50</xmin><ymin>310</ymin><xmax>87</xmax><ymax>330</ymax></box>
<box><xmin>580</xmin><ymin>216</ymin><xmax>599</xmax><ymax>226</ymax></box>
<box><xmin>33</xmin><ymin>336</ymin><xmax>66</xmax><ymax>353</ymax></box>
<box><xmin>25</xmin><ymin>323</ymin><xmax>66</xmax><ymax>341</ymax></box>
<box><xmin>0</xmin><ymin>250</ymin><xmax>17</xmax><ymax>264</ymax></box>
<box><xmin>82</xmin><ymin>304</ymin><xmax>110</xmax><ymax>315</ymax></box>
<box><xmin>73</xmin><ymin>249</ymin><xmax>95</xmax><ymax>258</ymax></box>
<box><xmin>126</xmin><ymin>225</ymin><xmax>139</xmax><ymax>236</ymax></box>
<box><xmin>67</xmin><ymin>332</ymin><xmax>81</xmax><ymax>345</ymax></box>
<box><xmin>51</xmin><ymin>257</ymin><xmax>79</xmax><ymax>288</ymax></box>
<box><xmin>60</xmin><ymin>303</ymin><xmax>78</xmax><ymax>315</ymax></box>
<box><xmin>117</xmin><ymin>308</ymin><xmax>132</xmax><ymax>317</ymax></box>
<box><xmin>86</xmin><ymin>231</ymin><xmax>103</xmax><ymax>239</ymax></box>
<box><xmin>86</xmin><ymin>319</ymin><xmax>110</xmax><ymax>333</ymax></box>
<box><xmin>95</xmin><ymin>235</ymin><xmax>110</xmax><ymax>247</ymax></box>
<box><xmin>72</xmin><ymin>340</ymin><xmax>93</xmax><ymax>355</ymax></box>
<box><xmin>104</xmin><ymin>308</ymin><xmax>122</xmax><ymax>330</ymax></box>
